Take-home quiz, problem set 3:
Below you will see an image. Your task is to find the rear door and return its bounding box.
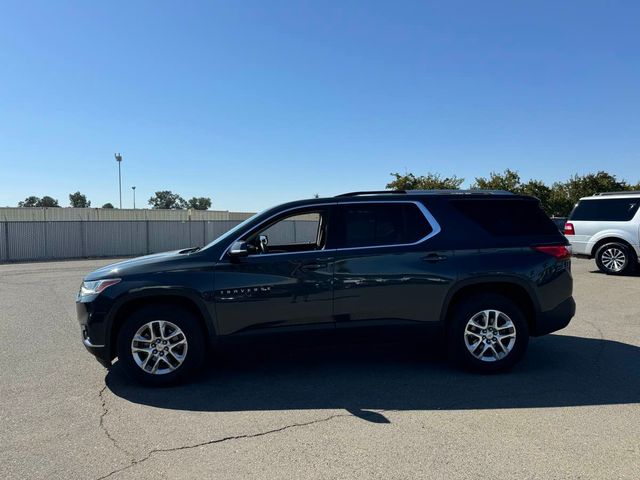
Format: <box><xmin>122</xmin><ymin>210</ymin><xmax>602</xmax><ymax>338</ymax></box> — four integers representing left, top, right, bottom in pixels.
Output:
<box><xmin>331</xmin><ymin>200</ymin><xmax>455</xmax><ymax>330</ymax></box>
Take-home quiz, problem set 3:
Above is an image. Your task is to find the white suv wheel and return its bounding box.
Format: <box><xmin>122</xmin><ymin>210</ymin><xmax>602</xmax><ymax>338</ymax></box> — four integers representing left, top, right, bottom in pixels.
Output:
<box><xmin>595</xmin><ymin>242</ymin><xmax>635</xmax><ymax>275</ymax></box>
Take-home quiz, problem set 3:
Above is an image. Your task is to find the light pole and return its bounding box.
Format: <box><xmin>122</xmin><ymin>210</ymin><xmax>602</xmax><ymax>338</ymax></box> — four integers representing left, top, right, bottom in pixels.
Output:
<box><xmin>132</xmin><ymin>186</ymin><xmax>136</xmax><ymax>209</ymax></box>
<box><xmin>114</xmin><ymin>153</ymin><xmax>123</xmax><ymax>208</ymax></box>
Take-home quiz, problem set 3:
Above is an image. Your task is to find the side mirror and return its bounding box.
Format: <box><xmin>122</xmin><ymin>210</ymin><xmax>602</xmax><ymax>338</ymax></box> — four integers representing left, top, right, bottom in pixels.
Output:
<box><xmin>229</xmin><ymin>241</ymin><xmax>250</xmax><ymax>258</ymax></box>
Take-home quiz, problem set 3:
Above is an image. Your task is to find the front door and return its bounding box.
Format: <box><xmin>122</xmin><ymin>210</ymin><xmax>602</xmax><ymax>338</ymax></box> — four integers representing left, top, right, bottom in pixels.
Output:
<box><xmin>214</xmin><ymin>206</ymin><xmax>335</xmax><ymax>336</ymax></box>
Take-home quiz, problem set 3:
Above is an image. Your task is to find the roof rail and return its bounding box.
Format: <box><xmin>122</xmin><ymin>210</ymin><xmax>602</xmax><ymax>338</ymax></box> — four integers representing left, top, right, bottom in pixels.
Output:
<box><xmin>412</xmin><ymin>189</ymin><xmax>514</xmax><ymax>195</ymax></box>
<box><xmin>593</xmin><ymin>191</ymin><xmax>640</xmax><ymax>196</ymax></box>
<box><xmin>336</xmin><ymin>189</ymin><xmax>514</xmax><ymax>197</ymax></box>
<box><xmin>336</xmin><ymin>190</ymin><xmax>406</xmax><ymax>197</ymax></box>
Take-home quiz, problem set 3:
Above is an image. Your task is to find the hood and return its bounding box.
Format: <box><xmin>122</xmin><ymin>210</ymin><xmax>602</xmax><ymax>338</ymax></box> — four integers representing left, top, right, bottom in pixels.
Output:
<box><xmin>84</xmin><ymin>248</ymin><xmax>198</xmax><ymax>280</ymax></box>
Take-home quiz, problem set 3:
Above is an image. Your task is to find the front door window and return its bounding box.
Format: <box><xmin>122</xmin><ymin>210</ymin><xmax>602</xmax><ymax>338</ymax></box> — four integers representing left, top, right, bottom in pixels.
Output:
<box><xmin>245</xmin><ymin>210</ymin><xmax>327</xmax><ymax>255</ymax></box>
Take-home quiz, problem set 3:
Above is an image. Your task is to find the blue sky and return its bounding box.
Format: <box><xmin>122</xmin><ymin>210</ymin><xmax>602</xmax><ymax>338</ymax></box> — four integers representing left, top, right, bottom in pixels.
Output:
<box><xmin>1</xmin><ymin>1</ymin><xmax>638</xmax><ymax>211</ymax></box>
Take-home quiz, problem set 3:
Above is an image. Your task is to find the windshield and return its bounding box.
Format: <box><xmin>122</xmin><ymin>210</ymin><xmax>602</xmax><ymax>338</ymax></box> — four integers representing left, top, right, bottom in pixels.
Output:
<box><xmin>201</xmin><ymin>210</ymin><xmax>263</xmax><ymax>250</ymax></box>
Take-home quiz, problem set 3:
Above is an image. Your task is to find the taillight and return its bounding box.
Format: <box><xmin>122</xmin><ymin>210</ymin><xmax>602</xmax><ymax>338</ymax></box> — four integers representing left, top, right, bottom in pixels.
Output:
<box><xmin>564</xmin><ymin>222</ymin><xmax>575</xmax><ymax>235</ymax></box>
<box><xmin>532</xmin><ymin>245</ymin><xmax>572</xmax><ymax>260</ymax></box>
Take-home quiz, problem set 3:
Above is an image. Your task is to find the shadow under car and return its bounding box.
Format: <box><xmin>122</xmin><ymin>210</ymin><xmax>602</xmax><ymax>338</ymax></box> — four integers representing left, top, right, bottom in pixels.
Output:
<box><xmin>106</xmin><ymin>334</ymin><xmax>640</xmax><ymax>423</ymax></box>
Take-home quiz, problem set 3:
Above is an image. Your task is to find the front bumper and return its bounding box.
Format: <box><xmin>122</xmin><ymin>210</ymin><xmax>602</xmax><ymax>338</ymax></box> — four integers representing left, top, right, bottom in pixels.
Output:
<box><xmin>77</xmin><ymin>301</ymin><xmax>112</xmax><ymax>367</ymax></box>
<box><xmin>532</xmin><ymin>296</ymin><xmax>576</xmax><ymax>337</ymax></box>
<box><xmin>82</xmin><ymin>337</ymin><xmax>111</xmax><ymax>368</ymax></box>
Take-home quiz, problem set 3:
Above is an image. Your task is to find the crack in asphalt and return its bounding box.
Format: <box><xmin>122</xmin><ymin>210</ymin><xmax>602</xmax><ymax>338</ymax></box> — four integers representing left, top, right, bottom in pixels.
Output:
<box><xmin>94</xmin><ymin>411</ymin><xmax>354</xmax><ymax>480</ymax></box>
<box><xmin>90</xmin><ymin>317</ymin><xmax>614</xmax><ymax>480</ymax></box>
<box><xmin>98</xmin><ymin>385</ymin><xmax>135</xmax><ymax>460</ymax></box>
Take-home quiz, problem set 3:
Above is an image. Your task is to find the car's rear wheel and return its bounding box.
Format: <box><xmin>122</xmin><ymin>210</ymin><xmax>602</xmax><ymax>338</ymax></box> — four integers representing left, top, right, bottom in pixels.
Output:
<box><xmin>116</xmin><ymin>305</ymin><xmax>205</xmax><ymax>386</ymax></box>
<box><xmin>448</xmin><ymin>294</ymin><xmax>529</xmax><ymax>373</ymax></box>
<box><xmin>595</xmin><ymin>242</ymin><xmax>636</xmax><ymax>275</ymax></box>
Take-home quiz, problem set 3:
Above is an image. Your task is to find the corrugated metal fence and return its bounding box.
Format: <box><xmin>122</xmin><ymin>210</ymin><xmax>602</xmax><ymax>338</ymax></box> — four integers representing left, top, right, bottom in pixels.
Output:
<box><xmin>0</xmin><ymin>219</ymin><xmax>317</xmax><ymax>263</ymax></box>
<box><xmin>0</xmin><ymin>207</ymin><xmax>255</xmax><ymax>222</ymax></box>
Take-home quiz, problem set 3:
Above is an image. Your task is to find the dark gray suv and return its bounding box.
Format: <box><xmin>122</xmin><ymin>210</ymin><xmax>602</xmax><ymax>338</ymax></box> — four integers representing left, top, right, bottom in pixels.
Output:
<box><xmin>77</xmin><ymin>190</ymin><xmax>575</xmax><ymax>386</ymax></box>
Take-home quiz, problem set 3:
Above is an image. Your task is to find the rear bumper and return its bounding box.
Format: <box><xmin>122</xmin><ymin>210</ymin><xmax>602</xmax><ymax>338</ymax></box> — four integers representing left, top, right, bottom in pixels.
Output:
<box><xmin>568</xmin><ymin>239</ymin><xmax>590</xmax><ymax>256</ymax></box>
<box><xmin>532</xmin><ymin>296</ymin><xmax>576</xmax><ymax>337</ymax></box>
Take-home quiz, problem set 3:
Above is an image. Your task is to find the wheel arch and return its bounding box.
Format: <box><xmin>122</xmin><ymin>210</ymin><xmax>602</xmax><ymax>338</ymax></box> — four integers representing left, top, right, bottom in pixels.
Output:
<box><xmin>106</xmin><ymin>291</ymin><xmax>215</xmax><ymax>360</ymax></box>
<box><xmin>591</xmin><ymin>236</ymin><xmax>637</xmax><ymax>260</ymax></box>
<box><xmin>441</xmin><ymin>280</ymin><xmax>537</xmax><ymax>334</ymax></box>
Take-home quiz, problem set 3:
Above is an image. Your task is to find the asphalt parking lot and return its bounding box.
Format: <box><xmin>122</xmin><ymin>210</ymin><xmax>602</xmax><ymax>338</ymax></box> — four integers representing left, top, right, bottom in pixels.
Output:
<box><xmin>1</xmin><ymin>258</ymin><xmax>639</xmax><ymax>480</ymax></box>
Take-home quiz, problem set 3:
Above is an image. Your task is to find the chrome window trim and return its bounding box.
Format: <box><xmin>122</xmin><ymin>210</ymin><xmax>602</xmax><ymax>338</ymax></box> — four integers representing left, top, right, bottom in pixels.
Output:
<box><xmin>219</xmin><ymin>200</ymin><xmax>441</xmax><ymax>260</ymax></box>
<box><xmin>335</xmin><ymin>200</ymin><xmax>441</xmax><ymax>251</ymax></box>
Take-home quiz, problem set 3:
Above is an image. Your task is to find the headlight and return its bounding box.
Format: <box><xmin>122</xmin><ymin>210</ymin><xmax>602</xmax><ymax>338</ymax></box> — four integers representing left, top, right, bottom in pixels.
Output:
<box><xmin>79</xmin><ymin>278</ymin><xmax>121</xmax><ymax>297</ymax></box>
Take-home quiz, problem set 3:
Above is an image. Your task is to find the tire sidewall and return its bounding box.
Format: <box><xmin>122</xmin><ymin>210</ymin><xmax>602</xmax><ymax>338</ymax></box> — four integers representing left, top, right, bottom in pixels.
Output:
<box><xmin>596</xmin><ymin>242</ymin><xmax>633</xmax><ymax>275</ymax></box>
<box><xmin>448</xmin><ymin>293</ymin><xmax>529</xmax><ymax>373</ymax></box>
<box><xmin>116</xmin><ymin>306</ymin><xmax>205</xmax><ymax>386</ymax></box>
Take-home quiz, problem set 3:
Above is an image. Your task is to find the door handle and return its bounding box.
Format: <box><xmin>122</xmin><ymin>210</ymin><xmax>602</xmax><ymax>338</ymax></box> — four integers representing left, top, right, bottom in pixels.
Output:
<box><xmin>300</xmin><ymin>262</ymin><xmax>326</xmax><ymax>271</ymax></box>
<box><xmin>424</xmin><ymin>254</ymin><xmax>447</xmax><ymax>263</ymax></box>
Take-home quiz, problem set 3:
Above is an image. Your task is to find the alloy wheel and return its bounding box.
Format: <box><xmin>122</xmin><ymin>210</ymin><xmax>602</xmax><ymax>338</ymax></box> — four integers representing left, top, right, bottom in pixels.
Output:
<box><xmin>601</xmin><ymin>247</ymin><xmax>626</xmax><ymax>272</ymax></box>
<box><xmin>130</xmin><ymin>320</ymin><xmax>188</xmax><ymax>375</ymax></box>
<box><xmin>463</xmin><ymin>309</ymin><xmax>516</xmax><ymax>362</ymax></box>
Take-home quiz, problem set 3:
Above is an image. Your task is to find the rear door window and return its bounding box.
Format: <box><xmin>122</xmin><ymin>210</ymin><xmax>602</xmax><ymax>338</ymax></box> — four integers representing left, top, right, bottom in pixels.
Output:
<box><xmin>450</xmin><ymin>199</ymin><xmax>559</xmax><ymax>236</ymax></box>
<box><xmin>335</xmin><ymin>202</ymin><xmax>433</xmax><ymax>248</ymax></box>
<box><xmin>569</xmin><ymin>198</ymin><xmax>639</xmax><ymax>221</ymax></box>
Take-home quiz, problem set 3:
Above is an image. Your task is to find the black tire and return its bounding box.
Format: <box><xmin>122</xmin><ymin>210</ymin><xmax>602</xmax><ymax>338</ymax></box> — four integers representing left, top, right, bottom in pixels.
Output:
<box><xmin>447</xmin><ymin>293</ymin><xmax>529</xmax><ymax>374</ymax></box>
<box><xmin>116</xmin><ymin>305</ymin><xmax>205</xmax><ymax>387</ymax></box>
<box><xmin>595</xmin><ymin>242</ymin><xmax>636</xmax><ymax>275</ymax></box>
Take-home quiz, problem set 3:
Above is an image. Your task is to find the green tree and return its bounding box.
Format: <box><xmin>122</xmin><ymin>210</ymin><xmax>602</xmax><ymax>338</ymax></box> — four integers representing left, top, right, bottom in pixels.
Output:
<box><xmin>102</xmin><ymin>203</ymin><xmax>115</xmax><ymax>209</ymax></box>
<box><xmin>148</xmin><ymin>191</ymin><xmax>187</xmax><ymax>209</ymax></box>
<box><xmin>386</xmin><ymin>172</ymin><xmax>464</xmax><ymax>190</ymax></box>
<box><xmin>564</xmin><ymin>171</ymin><xmax>630</xmax><ymax>199</ymax></box>
<box><xmin>18</xmin><ymin>196</ymin><xmax>41</xmax><ymax>207</ymax></box>
<box><xmin>18</xmin><ymin>196</ymin><xmax>60</xmax><ymax>207</ymax></box>
<box><xmin>69</xmin><ymin>191</ymin><xmax>91</xmax><ymax>208</ymax></box>
<box><xmin>471</xmin><ymin>169</ymin><xmax>521</xmax><ymax>191</ymax></box>
<box><xmin>383</xmin><ymin>168</ymin><xmax>636</xmax><ymax>218</ymax></box>
<box><xmin>39</xmin><ymin>196</ymin><xmax>60</xmax><ymax>207</ymax></box>
<box><xmin>187</xmin><ymin>197</ymin><xmax>212</xmax><ymax>210</ymax></box>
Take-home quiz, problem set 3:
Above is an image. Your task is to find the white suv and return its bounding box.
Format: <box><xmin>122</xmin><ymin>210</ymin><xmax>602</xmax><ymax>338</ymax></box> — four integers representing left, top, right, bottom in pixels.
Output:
<box><xmin>564</xmin><ymin>192</ymin><xmax>640</xmax><ymax>275</ymax></box>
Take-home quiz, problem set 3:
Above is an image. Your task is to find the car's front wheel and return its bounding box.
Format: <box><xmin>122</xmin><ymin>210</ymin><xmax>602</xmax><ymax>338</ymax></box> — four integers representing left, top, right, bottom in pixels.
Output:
<box><xmin>116</xmin><ymin>305</ymin><xmax>205</xmax><ymax>386</ymax></box>
<box><xmin>595</xmin><ymin>242</ymin><xmax>636</xmax><ymax>275</ymax></box>
<box><xmin>448</xmin><ymin>294</ymin><xmax>529</xmax><ymax>373</ymax></box>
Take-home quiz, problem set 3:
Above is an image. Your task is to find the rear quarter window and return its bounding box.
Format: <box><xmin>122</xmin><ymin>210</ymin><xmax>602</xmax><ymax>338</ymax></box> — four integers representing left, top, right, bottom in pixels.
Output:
<box><xmin>569</xmin><ymin>198</ymin><xmax>639</xmax><ymax>221</ymax></box>
<box><xmin>450</xmin><ymin>199</ymin><xmax>559</xmax><ymax>236</ymax></box>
